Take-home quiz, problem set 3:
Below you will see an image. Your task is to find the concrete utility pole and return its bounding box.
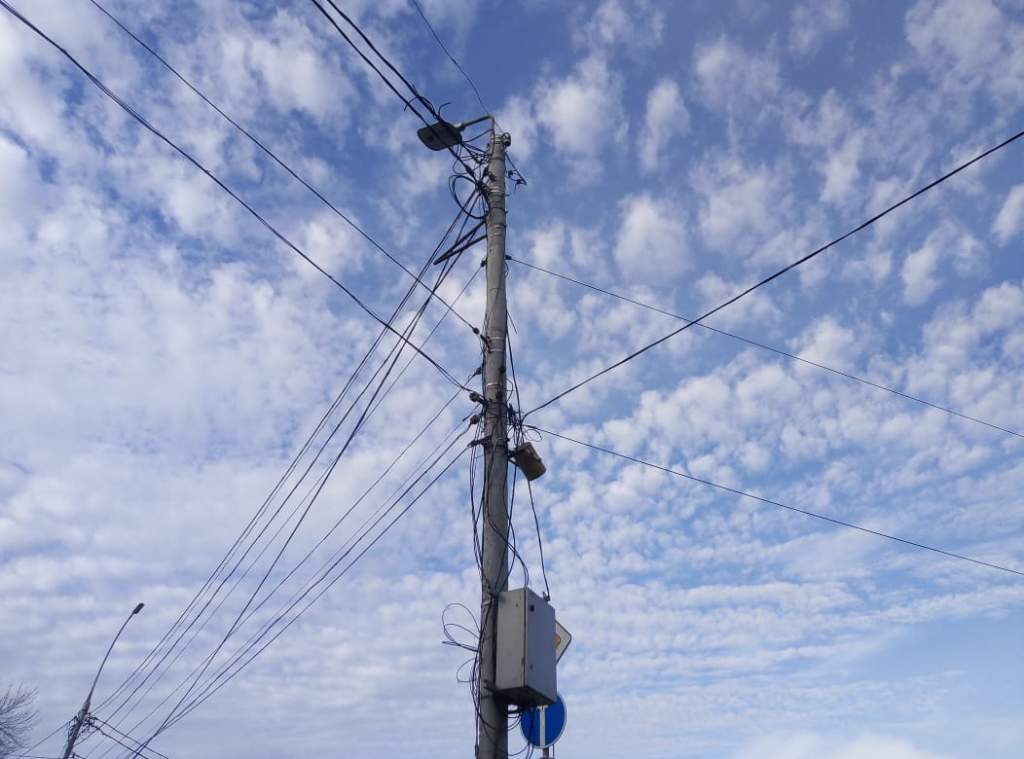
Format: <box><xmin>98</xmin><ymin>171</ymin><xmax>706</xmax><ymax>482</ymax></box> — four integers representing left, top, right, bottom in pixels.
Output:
<box><xmin>476</xmin><ymin>125</ymin><xmax>511</xmax><ymax>759</ymax></box>
<box><xmin>62</xmin><ymin>602</ymin><xmax>144</xmax><ymax>759</ymax></box>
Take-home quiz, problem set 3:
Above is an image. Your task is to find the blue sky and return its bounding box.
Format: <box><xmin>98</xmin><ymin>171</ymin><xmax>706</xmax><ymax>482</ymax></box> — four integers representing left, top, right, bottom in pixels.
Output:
<box><xmin>1</xmin><ymin>1</ymin><xmax>1023</xmax><ymax>758</ymax></box>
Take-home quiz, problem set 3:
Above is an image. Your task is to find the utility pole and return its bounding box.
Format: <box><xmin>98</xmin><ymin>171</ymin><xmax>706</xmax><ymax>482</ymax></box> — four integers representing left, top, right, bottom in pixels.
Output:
<box><xmin>62</xmin><ymin>602</ymin><xmax>144</xmax><ymax>759</ymax></box>
<box><xmin>476</xmin><ymin>125</ymin><xmax>511</xmax><ymax>759</ymax></box>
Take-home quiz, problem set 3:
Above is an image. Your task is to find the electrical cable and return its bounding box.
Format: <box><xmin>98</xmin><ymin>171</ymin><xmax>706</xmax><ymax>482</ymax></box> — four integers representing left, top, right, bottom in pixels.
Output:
<box><xmin>409</xmin><ymin>0</ymin><xmax>487</xmax><ymax>119</ymax></box>
<box><xmin>525</xmin><ymin>479</ymin><xmax>551</xmax><ymax>600</ymax></box>
<box><xmin>95</xmin><ymin>405</ymin><xmax>472</xmax><ymax>758</ymax></box>
<box><xmin>16</xmin><ymin>720</ymin><xmax>70</xmax><ymax>759</ymax></box>
<box><xmin>86</xmin><ymin>724</ymin><xmax>166</xmax><ymax>759</ymax></box>
<box><xmin>119</xmin><ymin>437</ymin><xmax>469</xmax><ymax>755</ymax></box>
<box><xmin>0</xmin><ymin>0</ymin><xmax>469</xmax><ymax>394</ymax></box>
<box><xmin>87</xmin><ymin>720</ymin><xmax>169</xmax><ymax>759</ymax></box>
<box><xmin>90</xmin><ymin>172</ymin><xmax>476</xmax><ymax>759</ymax></box>
<box><xmin>90</xmin><ymin>200</ymin><xmax>473</xmax><ymax>748</ymax></box>
<box><xmin>407</xmin><ymin>0</ymin><xmax>527</xmax><ymax>186</ymax></box>
<box><xmin>308</xmin><ymin>0</ymin><xmax>479</xmax><ymax>179</ymax></box>
<box><xmin>132</xmin><ymin>244</ymin><xmax>469</xmax><ymax>746</ymax></box>
<box><xmin>509</xmin><ymin>255</ymin><xmax>1024</xmax><ymax>441</ymax></box>
<box><xmin>156</xmin><ymin>439</ymin><xmax>472</xmax><ymax>733</ymax></box>
<box><xmin>83</xmin><ymin>0</ymin><xmax>479</xmax><ymax>335</ymax></box>
<box><xmin>116</xmin><ymin>341</ymin><xmax>478</xmax><ymax>743</ymax></box>
<box><xmin>531</xmin><ymin>426</ymin><xmax>1024</xmax><ymax>578</ymax></box>
<box><xmin>0</xmin><ymin>3</ymin><xmax>485</xmax><ymax>753</ymax></box>
<box><xmin>523</xmin><ymin>127</ymin><xmax>1024</xmax><ymax>418</ymax></box>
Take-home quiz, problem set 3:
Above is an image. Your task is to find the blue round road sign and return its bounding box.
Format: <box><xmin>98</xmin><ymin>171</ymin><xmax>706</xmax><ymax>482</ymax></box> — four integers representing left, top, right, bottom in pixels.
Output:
<box><xmin>520</xmin><ymin>693</ymin><xmax>567</xmax><ymax>748</ymax></box>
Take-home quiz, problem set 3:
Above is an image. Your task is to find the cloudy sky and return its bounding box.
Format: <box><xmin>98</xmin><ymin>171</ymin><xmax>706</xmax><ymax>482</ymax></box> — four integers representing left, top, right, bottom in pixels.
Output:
<box><xmin>1</xmin><ymin>0</ymin><xmax>1023</xmax><ymax>757</ymax></box>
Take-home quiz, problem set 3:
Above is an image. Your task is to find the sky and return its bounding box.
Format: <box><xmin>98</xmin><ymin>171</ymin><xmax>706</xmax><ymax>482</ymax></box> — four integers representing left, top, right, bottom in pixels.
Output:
<box><xmin>1</xmin><ymin>0</ymin><xmax>1023</xmax><ymax>758</ymax></box>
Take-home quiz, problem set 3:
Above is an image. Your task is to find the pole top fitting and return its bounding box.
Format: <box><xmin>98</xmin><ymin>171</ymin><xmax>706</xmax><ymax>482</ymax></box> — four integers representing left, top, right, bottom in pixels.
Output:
<box><xmin>499</xmin><ymin>133</ymin><xmax>511</xmax><ymax>148</ymax></box>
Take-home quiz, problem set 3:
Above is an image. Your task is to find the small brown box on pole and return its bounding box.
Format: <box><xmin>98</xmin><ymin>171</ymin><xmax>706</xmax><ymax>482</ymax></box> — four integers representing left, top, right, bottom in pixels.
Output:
<box><xmin>511</xmin><ymin>442</ymin><xmax>546</xmax><ymax>481</ymax></box>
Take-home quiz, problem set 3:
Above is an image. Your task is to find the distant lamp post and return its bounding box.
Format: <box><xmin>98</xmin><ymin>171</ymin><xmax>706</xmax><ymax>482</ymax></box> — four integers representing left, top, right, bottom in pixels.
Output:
<box><xmin>61</xmin><ymin>602</ymin><xmax>145</xmax><ymax>759</ymax></box>
<box><xmin>416</xmin><ymin>114</ymin><xmax>491</xmax><ymax>151</ymax></box>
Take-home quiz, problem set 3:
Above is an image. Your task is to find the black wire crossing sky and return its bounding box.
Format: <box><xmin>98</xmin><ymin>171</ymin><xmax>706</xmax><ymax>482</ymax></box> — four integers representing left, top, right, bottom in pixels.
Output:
<box><xmin>532</xmin><ymin>427</ymin><xmax>1024</xmax><ymax>578</ymax></box>
<box><xmin>4</xmin><ymin>1</ymin><xmax>1024</xmax><ymax>757</ymax></box>
<box><xmin>508</xmin><ymin>256</ymin><xmax>1024</xmax><ymax>441</ymax></box>
<box><xmin>524</xmin><ymin>127</ymin><xmax>1024</xmax><ymax>418</ymax></box>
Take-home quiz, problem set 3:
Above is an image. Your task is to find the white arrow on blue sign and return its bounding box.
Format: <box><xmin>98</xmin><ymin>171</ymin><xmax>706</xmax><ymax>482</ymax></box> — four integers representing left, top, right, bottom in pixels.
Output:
<box><xmin>520</xmin><ymin>693</ymin><xmax>567</xmax><ymax>748</ymax></box>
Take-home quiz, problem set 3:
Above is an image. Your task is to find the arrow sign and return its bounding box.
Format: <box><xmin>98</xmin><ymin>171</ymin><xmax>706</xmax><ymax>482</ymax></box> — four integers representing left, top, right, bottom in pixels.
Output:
<box><xmin>521</xmin><ymin>693</ymin><xmax>567</xmax><ymax>748</ymax></box>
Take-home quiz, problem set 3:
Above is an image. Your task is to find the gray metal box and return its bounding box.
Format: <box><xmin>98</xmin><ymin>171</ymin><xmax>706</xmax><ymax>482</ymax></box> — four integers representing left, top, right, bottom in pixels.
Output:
<box><xmin>495</xmin><ymin>587</ymin><xmax>556</xmax><ymax>707</ymax></box>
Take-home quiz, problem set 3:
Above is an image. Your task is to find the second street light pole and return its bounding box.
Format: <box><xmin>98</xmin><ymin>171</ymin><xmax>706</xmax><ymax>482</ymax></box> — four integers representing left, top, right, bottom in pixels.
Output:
<box><xmin>476</xmin><ymin>125</ymin><xmax>511</xmax><ymax>759</ymax></box>
<box><xmin>62</xmin><ymin>602</ymin><xmax>144</xmax><ymax>759</ymax></box>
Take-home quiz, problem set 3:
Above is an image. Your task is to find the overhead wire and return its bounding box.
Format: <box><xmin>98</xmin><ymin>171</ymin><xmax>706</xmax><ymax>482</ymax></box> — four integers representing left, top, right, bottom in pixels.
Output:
<box><xmin>1</xmin><ymin>0</ymin><xmax>499</xmax><ymax>753</ymax></box>
<box><xmin>307</xmin><ymin>0</ymin><xmax>479</xmax><ymax>179</ymax></box>
<box><xmin>532</xmin><ymin>426</ymin><xmax>1024</xmax><ymax>578</ymax></box>
<box><xmin>508</xmin><ymin>255</ymin><xmax>1024</xmax><ymax>441</ymax></box>
<box><xmin>154</xmin><ymin>436</ymin><xmax>472</xmax><ymax>735</ymax></box>
<box><xmin>83</xmin><ymin>0</ymin><xmax>480</xmax><ymax>335</ymax></box>
<box><xmin>524</xmin><ymin>127</ymin><xmax>1024</xmax><ymax>418</ymax></box>
<box><xmin>407</xmin><ymin>0</ymin><xmax>527</xmax><ymax>185</ymax></box>
<box><xmin>89</xmin><ymin>194</ymin><xmax>476</xmax><ymax>749</ymax></box>
<box><xmin>85</xmin><ymin>723</ymin><xmax>168</xmax><ymax>759</ymax></box>
<box><xmin>118</xmin><ymin>238</ymin><xmax>481</xmax><ymax>741</ymax></box>
<box><xmin>86</xmin><ymin>109</ymin><xmax>484</xmax><ymax>759</ymax></box>
<box><xmin>87</xmin><ymin>719</ymin><xmax>170</xmax><ymax>759</ymax></box>
<box><xmin>0</xmin><ymin>0</ymin><xmax>469</xmax><ymax>394</ymax></box>
<box><xmin>143</xmin><ymin>214</ymin><xmax>472</xmax><ymax>741</ymax></box>
<box><xmin>100</xmin><ymin>404</ymin><xmax>472</xmax><ymax>756</ymax></box>
<box><xmin>91</xmin><ymin>218</ymin><xmax>474</xmax><ymax>755</ymax></box>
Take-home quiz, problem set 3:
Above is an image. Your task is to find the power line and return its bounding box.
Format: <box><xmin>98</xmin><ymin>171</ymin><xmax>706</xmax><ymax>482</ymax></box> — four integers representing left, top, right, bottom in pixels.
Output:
<box><xmin>408</xmin><ymin>0</ymin><xmax>527</xmax><ymax>184</ymax></box>
<box><xmin>0</xmin><ymin>0</ymin><xmax>469</xmax><ymax>393</ymax></box>
<box><xmin>532</xmin><ymin>426</ymin><xmax>1024</xmax><ymax>578</ymax></box>
<box><xmin>88</xmin><ymin>719</ymin><xmax>170</xmax><ymax>759</ymax></box>
<box><xmin>97</xmin><ymin>428</ymin><xmax>471</xmax><ymax>756</ymax></box>
<box><xmin>141</xmin><ymin>248</ymin><xmax>468</xmax><ymax>740</ymax></box>
<box><xmin>524</xmin><ymin>127</ymin><xmax>1024</xmax><ymax>418</ymax></box>
<box><xmin>93</xmin><ymin>257</ymin><xmax>470</xmax><ymax>754</ymax></box>
<box><xmin>308</xmin><ymin>0</ymin><xmax>478</xmax><ymax>178</ymax></box>
<box><xmin>87</xmin><ymin>722</ymin><xmax>168</xmax><ymax>759</ymax></box>
<box><xmin>153</xmin><ymin>439</ymin><xmax>472</xmax><ymax>736</ymax></box>
<box><xmin>86</xmin><ymin>213</ymin><xmax>476</xmax><ymax>758</ymax></box>
<box><xmin>83</xmin><ymin>0</ymin><xmax>479</xmax><ymax>336</ymax></box>
<box><xmin>409</xmin><ymin>0</ymin><xmax>488</xmax><ymax>118</ymax></box>
<box><xmin>90</xmin><ymin>188</ymin><xmax>472</xmax><ymax>748</ymax></box>
<box><xmin>508</xmin><ymin>255</ymin><xmax>1024</xmax><ymax>441</ymax></box>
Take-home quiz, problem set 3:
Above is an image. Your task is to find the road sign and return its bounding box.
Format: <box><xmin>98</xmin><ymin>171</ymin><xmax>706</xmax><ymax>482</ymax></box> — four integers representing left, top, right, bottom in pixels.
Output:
<box><xmin>554</xmin><ymin>620</ymin><xmax>572</xmax><ymax>662</ymax></box>
<box><xmin>521</xmin><ymin>693</ymin><xmax>567</xmax><ymax>748</ymax></box>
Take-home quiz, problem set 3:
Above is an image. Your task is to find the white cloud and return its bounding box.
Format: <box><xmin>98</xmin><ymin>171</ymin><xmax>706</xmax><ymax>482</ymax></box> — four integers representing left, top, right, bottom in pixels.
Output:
<box><xmin>694</xmin><ymin>36</ymin><xmax>781</xmax><ymax>118</ymax></box>
<box><xmin>905</xmin><ymin>0</ymin><xmax>1024</xmax><ymax>106</ymax></box>
<box><xmin>496</xmin><ymin>94</ymin><xmax>539</xmax><ymax>160</ymax></box>
<box><xmin>901</xmin><ymin>243</ymin><xmax>940</xmax><ymax>306</ymax></box>
<box><xmin>693</xmin><ymin>154</ymin><xmax>794</xmax><ymax>260</ymax></box>
<box><xmin>734</xmin><ymin>732</ymin><xmax>946</xmax><ymax>759</ymax></box>
<box><xmin>534</xmin><ymin>55</ymin><xmax>627</xmax><ymax>178</ymax></box>
<box><xmin>792</xmin><ymin>316</ymin><xmax>861</xmax><ymax>371</ymax></box>
<box><xmin>993</xmin><ymin>184</ymin><xmax>1024</xmax><ymax>244</ymax></box>
<box><xmin>789</xmin><ymin>0</ymin><xmax>851</xmax><ymax>57</ymax></box>
<box><xmin>574</xmin><ymin>0</ymin><xmax>665</xmax><ymax>52</ymax></box>
<box><xmin>901</xmin><ymin>222</ymin><xmax>987</xmax><ymax>306</ymax></box>
<box><xmin>638</xmin><ymin>78</ymin><xmax>689</xmax><ymax>173</ymax></box>
<box><xmin>613</xmin><ymin>194</ymin><xmax>689</xmax><ymax>282</ymax></box>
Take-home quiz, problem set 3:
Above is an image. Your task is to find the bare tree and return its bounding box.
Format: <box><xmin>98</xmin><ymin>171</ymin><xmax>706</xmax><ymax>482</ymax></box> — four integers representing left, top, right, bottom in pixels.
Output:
<box><xmin>0</xmin><ymin>685</ymin><xmax>37</xmax><ymax>759</ymax></box>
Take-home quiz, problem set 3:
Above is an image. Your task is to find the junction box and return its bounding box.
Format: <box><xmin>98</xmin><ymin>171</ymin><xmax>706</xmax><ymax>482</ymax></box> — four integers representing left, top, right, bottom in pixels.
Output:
<box><xmin>495</xmin><ymin>586</ymin><xmax>556</xmax><ymax>707</ymax></box>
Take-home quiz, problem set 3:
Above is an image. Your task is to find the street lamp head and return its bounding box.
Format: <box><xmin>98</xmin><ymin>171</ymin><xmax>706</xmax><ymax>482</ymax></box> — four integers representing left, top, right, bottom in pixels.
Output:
<box><xmin>132</xmin><ymin>602</ymin><xmax>145</xmax><ymax>615</ymax></box>
<box><xmin>417</xmin><ymin>119</ymin><xmax>463</xmax><ymax>151</ymax></box>
<box><xmin>416</xmin><ymin>113</ymin><xmax>492</xmax><ymax>151</ymax></box>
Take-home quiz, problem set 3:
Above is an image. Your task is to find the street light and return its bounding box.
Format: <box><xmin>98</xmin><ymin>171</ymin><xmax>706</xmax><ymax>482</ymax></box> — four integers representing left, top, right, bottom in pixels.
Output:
<box><xmin>61</xmin><ymin>602</ymin><xmax>145</xmax><ymax>759</ymax></box>
<box><xmin>416</xmin><ymin>113</ymin><xmax>491</xmax><ymax>151</ymax></box>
